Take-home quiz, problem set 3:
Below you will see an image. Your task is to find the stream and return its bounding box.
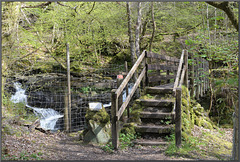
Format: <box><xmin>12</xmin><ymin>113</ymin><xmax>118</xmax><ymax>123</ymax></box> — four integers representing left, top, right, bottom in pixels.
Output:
<box><xmin>10</xmin><ymin>82</ymin><xmax>133</xmax><ymax>131</ymax></box>
<box><xmin>10</xmin><ymin>82</ymin><xmax>64</xmax><ymax>131</ymax></box>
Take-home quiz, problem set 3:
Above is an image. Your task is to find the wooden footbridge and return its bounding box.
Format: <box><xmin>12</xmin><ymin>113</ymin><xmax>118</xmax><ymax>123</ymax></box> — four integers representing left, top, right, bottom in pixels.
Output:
<box><xmin>111</xmin><ymin>50</ymin><xmax>209</xmax><ymax>149</ymax></box>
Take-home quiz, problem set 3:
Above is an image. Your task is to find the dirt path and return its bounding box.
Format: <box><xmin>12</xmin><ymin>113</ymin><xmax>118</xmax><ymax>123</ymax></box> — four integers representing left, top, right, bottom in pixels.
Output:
<box><xmin>2</xmin><ymin>118</ymin><xmax>232</xmax><ymax>160</ymax></box>
<box><xmin>2</xmin><ymin>123</ymin><xmax>192</xmax><ymax>160</ymax></box>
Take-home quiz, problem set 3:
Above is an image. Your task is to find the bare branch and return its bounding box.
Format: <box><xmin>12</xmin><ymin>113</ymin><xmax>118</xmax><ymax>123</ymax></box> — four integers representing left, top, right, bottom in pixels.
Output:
<box><xmin>57</xmin><ymin>2</ymin><xmax>79</xmax><ymax>15</ymax></box>
<box><xmin>87</xmin><ymin>2</ymin><xmax>95</xmax><ymax>14</ymax></box>
<box><xmin>21</xmin><ymin>2</ymin><xmax>52</xmax><ymax>8</ymax></box>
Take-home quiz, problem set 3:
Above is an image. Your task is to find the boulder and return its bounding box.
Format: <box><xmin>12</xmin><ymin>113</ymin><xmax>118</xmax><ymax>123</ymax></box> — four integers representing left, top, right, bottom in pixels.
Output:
<box><xmin>83</xmin><ymin>106</ymin><xmax>111</xmax><ymax>144</ymax></box>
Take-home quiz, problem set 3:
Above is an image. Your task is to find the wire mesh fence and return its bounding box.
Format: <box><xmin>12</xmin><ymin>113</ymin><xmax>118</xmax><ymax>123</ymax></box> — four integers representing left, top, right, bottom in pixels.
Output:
<box><xmin>4</xmin><ymin>54</ymin><xmax>129</xmax><ymax>132</ymax></box>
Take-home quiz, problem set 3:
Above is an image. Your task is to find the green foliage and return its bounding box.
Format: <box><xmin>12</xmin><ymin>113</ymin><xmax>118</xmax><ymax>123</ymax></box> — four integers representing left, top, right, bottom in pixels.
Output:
<box><xmin>101</xmin><ymin>131</ymin><xmax>137</xmax><ymax>153</ymax></box>
<box><xmin>2</xmin><ymin>151</ymin><xmax>43</xmax><ymax>160</ymax></box>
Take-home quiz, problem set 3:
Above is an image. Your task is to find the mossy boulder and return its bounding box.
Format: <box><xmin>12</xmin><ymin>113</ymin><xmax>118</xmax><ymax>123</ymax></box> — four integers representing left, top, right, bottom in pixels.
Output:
<box><xmin>83</xmin><ymin>107</ymin><xmax>111</xmax><ymax>144</ymax></box>
<box><xmin>181</xmin><ymin>86</ymin><xmax>215</xmax><ymax>141</ymax></box>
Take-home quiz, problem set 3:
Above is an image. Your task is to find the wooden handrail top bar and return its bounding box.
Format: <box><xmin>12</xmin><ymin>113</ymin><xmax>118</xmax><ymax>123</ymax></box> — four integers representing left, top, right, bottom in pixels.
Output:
<box><xmin>117</xmin><ymin>67</ymin><xmax>146</xmax><ymax>120</ymax></box>
<box><xmin>179</xmin><ymin>65</ymin><xmax>187</xmax><ymax>87</ymax></box>
<box><xmin>173</xmin><ymin>49</ymin><xmax>185</xmax><ymax>91</ymax></box>
<box><xmin>115</xmin><ymin>50</ymin><xmax>146</xmax><ymax>98</ymax></box>
<box><xmin>146</xmin><ymin>51</ymin><xmax>180</xmax><ymax>63</ymax></box>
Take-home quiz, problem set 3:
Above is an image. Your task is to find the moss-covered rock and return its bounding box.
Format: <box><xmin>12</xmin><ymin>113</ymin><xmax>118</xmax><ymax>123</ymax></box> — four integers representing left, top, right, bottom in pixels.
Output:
<box><xmin>83</xmin><ymin>106</ymin><xmax>111</xmax><ymax>144</ymax></box>
<box><xmin>181</xmin><ymin>86</ymin><xmax>215</xmax><ymax>141</ymax></box>
<box><xmin>85</xmin><ymin>107</ymin><xmax>110</xmax><ymax>126</ymax></box>
<box><xmin>121</xmin><ymin>122</ymin><xmax>137</xmax><ymax>135</ymax></box>
<box><xmin>129</xmin><ymin>99</ymin><xmax>143</xmax><ymax>124</ymax></box>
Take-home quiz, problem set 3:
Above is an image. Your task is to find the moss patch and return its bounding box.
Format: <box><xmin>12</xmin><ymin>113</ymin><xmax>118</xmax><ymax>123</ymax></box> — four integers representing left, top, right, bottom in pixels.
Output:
<box><xmin>85</xmin><ymin>107</ymin><xmax>110</xmax><ymax>126</ymax></box>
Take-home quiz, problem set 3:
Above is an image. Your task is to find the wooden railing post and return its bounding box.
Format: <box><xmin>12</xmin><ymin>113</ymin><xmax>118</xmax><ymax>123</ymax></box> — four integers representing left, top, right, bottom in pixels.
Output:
<box><xmin>175</xmin><ymin>87</ymin><xmax>182</xmax><ymax>147</ymax></box>
<box><xmin>111</xmin><ymin>89</ymin><xmax>119</xmax><ymax>149</ymax></box>
<box><xmin>196</xmin><ymin>57</ymin><xmax>200</xmax><ymax>100</ymax></box>
<box><xmin>184</xmin><ymin>50</ymin><xmax>188</xmax><ymax>88</ymax></box>
<box><xmin>124</xmin><ymin>61</ymin><xmax>130</xmax><ymax>119</ymax></box>
<box><xmin>189</xmin><ymin>53</ymin><xmax>194</xmax><ymax>98</ymax></box>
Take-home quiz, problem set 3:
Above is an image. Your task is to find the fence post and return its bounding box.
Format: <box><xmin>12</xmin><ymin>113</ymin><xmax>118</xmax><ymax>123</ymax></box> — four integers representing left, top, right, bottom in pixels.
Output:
<box><xmin>200</xmin><ymin>58</ymin><xmax>203</xmax><ymax>97</ymax></box>
<box><xmin>190</xmin><ymin>53</ymin><xmax>194</xmax><ymax>98</ymax></box>
<box><xmin>184</xmin><ymin>50</ymin><xmax>188</xmax><ymax>88</ymax></box>
<box><xmin>124</xmin><ymin>61</ymin><xmax>130</xmax><ymax>119</ymax></box>
<box><xmin>117</xmin><ymin>75</ymin><xmax>125</xmax><ymax>123</ymax></box>
<box><xmin>64</xmin><ymin>90</ymin><xmax>69</xmax><ymax>131</ymax></box>
<box><xmin>196</xmin><ymin>57</ymin><xmax>199</xmax><ymax>100</ymax></box>
<box><xmin>66</xmin><ymin>43</ymin><xmax>71</xmax><ymax>132</ymax></box>
<box><xmin>111</xmin><ymin>89</ymin><xmax>119</xmax><ymax>149</ymax></box>
<box><xmin>144</xmin><ymin>51</ymin><xmax>148</xmax><ymax>88</ymax></box>
<box><xmin>175</xmin><ymin>87</ymin><xmax>182</xmax><ymax>148</ymax></box>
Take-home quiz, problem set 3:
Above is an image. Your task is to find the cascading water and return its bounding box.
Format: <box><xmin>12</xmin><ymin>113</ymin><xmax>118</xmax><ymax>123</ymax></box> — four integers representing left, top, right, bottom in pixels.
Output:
<box><xmin>10</xmin><ymin>82</ymin><xmax>64</xmax><ymax>131</ymax></box>
<box><xmin>102</xmin><ymin>83</ymin><xmax>134</xmax><ymax>108</ymax></box>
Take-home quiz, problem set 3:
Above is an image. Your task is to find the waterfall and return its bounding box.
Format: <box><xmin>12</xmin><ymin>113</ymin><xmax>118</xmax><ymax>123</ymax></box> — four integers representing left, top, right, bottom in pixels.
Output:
<box><xmin>10</xmin><ymin>82</ymin><xmax>63</xmax><ymax>131</ymax></box>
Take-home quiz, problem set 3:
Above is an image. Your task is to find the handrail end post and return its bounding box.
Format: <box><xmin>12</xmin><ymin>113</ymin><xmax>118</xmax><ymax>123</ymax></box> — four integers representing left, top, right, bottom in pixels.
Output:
<box><xmin>175</xmin><ymin>87</ymin><xmax>182</xmax><ymax>148</ymax></box>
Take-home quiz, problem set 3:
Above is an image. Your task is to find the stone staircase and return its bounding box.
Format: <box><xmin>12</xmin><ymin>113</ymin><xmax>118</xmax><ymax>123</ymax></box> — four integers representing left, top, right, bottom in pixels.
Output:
<box><xmin>133</xmin><ymin>83</ymin><xmax>175</xmax><ymax>146</ymax></box>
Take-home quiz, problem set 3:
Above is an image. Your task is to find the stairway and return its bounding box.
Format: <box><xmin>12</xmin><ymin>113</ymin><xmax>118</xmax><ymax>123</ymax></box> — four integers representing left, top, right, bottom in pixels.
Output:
<box><xmin>133</xmin><ymin>83</ymin><xmax>175</xmax><ymax>146</ymax></box>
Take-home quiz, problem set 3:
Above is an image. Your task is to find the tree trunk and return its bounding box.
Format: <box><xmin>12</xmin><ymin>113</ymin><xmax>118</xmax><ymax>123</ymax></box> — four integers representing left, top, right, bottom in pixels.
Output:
<box><xmin>135</xmin><ymin>2</ymin><xmax>142</xmax><ymax>59</ymax></box>
<box><xmin>126</xmin><ymin>2</ymin><xmax>135</xmax><ymax>65</ymax></box>
<box><xmin>206</xmin><ymin>2</ymin><xmax>238</xmax><ymax>31</ymax></box>
<box><xmin>149</xmin><ymin>2</ymin><xmax>156</xmax><ymax>52</ymax></box>
<box><xmin>232</xmin><ymin>100</ymin><xmax>239</xmax><ymax>160</ymax></box>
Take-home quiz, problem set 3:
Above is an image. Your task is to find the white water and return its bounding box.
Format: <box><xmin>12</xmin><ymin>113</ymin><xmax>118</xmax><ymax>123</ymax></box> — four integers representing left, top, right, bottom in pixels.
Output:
<box><xmin>102</xmin><ymin>83</ymin><xmax>134</xmax><ymax>108</ymax></box>
<box><xmin>10</xmin><ymin>82</ymin><xmax>63</xmax><ymax>130</ymax></box>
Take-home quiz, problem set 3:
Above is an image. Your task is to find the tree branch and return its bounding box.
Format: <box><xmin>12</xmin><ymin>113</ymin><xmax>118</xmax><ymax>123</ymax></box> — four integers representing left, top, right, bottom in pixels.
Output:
<box><xmin>21</xmin><ymin>2</ymin><xmax>52</xmax><ymax>8</ymax></box>
<box><xmin>87</xmin><ymin>2</ymin><xmax>95</xmax><ymax>14</ymax></box>
<box><xmin>57</xmin><ymin>2</ymin><xmax>79</xmax><ymax>15</ymax></box>
<box><xmin>206</xmin><ymin>2</ymin><xmax>238</xmax><ymax>31</ymax></box>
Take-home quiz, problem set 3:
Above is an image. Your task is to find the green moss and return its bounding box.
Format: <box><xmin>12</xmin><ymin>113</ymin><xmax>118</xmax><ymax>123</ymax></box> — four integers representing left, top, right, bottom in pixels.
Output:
<box><xmin>121</xmin><ymin>122</ymin><xmax>136</xmax><ymax>135</ymax></box>
<box><xmin>181</xmin><ymin>86</ymin><xmax>215</xmax><ymax>139</ymax></box>
<box><xmin>129</xmin><ymin>101</ymin><xmax>143</xmax><ymax>123</ymax></box>
<box><xmin>85</xmin><ymin>107</ymin><xmax>110</xmax><ymax>125</ymax></box>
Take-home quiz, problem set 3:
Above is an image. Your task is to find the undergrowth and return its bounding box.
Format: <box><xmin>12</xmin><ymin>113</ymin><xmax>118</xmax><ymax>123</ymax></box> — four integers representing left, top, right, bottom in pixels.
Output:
<box><xmin>101</xmin><ymin>132</ymin><xmax>138</xmax><ymax>153</ymax></box>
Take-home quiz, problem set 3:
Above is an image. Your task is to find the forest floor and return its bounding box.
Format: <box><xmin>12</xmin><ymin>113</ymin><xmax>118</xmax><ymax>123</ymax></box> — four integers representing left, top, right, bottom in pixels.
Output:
<box><xmin>2</xmin><ymin>115</ymin><xmax>233</xmax><ymax>161</ymax></box>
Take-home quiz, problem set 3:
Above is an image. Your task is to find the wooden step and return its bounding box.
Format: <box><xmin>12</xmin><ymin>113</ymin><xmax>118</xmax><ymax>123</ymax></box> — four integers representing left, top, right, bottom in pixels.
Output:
<box><xmin>145</xmin><ymin>87</ymin><xmax>173</xmax><ymax>95</ymax></box>
<box><xmin>140</xmin><ymin>99</ymin><xmax>174</xmax><ymax>107</ymax></box>
<box><xmin>143</xmin><ymin>107</ymin><xmax>172</xmax><ymax>113</ymax></box>
<box><xmin>140</xmin><ymin>112</ymin><xmax>175</xmax><ymax>119</ymax></box>
<box><xmin>133</xmin><ymin>140</ymin><xmax>169</xmax><ymax>146</ymax></box>
<box><xmin>136</xmin><ymin>125</ymin><xmax>173</xmax><ymax>134</ymax></box>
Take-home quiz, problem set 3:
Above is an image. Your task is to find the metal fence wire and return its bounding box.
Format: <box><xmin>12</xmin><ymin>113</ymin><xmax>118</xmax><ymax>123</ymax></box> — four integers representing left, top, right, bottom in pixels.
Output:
<box><xmin>5</xmin><ymin>57</ymin><xmax>129</xmax><ymax>132</ymax></box>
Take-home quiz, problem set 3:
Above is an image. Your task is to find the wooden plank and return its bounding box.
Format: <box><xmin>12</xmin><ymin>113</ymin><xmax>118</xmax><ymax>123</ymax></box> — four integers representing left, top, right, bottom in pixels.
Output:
<box><xmin>139</xmin><ymin>99</ymin><xmax>174</xmax><ymax>107</ymax></box>
<box><xmin>148</xmin><ymin>75</ymin><xmax>176</xmax><ymax>83</ymax></box>
<box><xmin>111</xmin><ymin>89</ymin><xmax>119</xmax><ymax>150</ymax></box>
<box><xmin>173</xmin><ymin>50</ymin><xmax>185</xmax><ymax>91</ymax></box>
<box><xmin>146</xmin><ymin>51</ymin><xmax>180</xmax><ymax>63</ymax></box>
<box><xmin>117</xmin><ymin>67</ymin><xmax>146</xmax><ymax>120</ymax></box>
<box><xmin>179</xmin><ymin>65</ymin><xmax>187</xmax><ymax>86</ymax></box>
<box><xmin>175</xmin><ymin>87</ymin><xmax>182</xmax><ymax>148</ymax></box>
<box><xmin>124</xmin><ymin>61</ymin><xmax>129</xmax><ymax>119</ymax></box>
<box><xmin>140</xmin><ymin>112</ymin><xmax>174</xmax><ymax>119</ymax></box>
<box><xmin>147</xmin><ymin>64</ymin><xmax>178</xmax><ymax>71</ymax></box>
<box><xmin>145</xmin><ymin>87</ymin><xmax>173</xmax><ymax>94</ymax></box>
<box><xmin>115</xmin><ymin>50</ymin><xmax>146</xmax><ymax>98</ymax></box>
<box><xmin>136</xmin><ymin>125</ymin><xmax>173</xmax><ymax>133</ymax></box>
<box><xmin>133</xmin><ymin>140</ymin><xmax>169</xmax><ymax>146</ymax></box>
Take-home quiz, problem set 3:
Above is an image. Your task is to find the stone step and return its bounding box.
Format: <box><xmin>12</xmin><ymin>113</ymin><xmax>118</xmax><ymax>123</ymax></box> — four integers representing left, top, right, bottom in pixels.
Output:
<box><xmin>136</xmin><ymin>125</ymin><xmax>173</xmax><ymax>134</ymax></box>
<box><xmin>140</xmin><ymin>99</ymin><xmax>174</xmax><ymax>107</ymax></box>
<box><xmin>145</xmin><ymin>87</ymin><xmax>173</xmax><ymax>95</ymax></box>
<box><xmin>140</xmin><ymin>111</ymin><xmax>175</xmax><ymax>119</ymax></box>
